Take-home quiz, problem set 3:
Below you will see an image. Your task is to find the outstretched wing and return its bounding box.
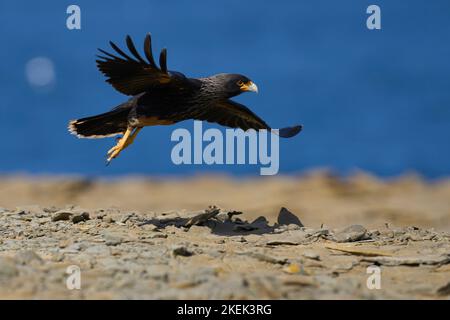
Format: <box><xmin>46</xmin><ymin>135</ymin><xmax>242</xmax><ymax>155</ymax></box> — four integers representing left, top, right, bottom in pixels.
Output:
<box><xmin>190</xmin><ymin>100</ymin><xmax>302</xmax><ymax>138</ymax></box>
<box><xmin>96</xmin><ymin>34</ymin><xmax>192</xmax><ymax>96</ymax></box>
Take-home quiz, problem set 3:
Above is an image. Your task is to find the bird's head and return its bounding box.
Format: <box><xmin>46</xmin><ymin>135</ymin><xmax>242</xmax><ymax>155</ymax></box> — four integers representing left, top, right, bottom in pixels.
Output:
<box><xmin>211</xmin><ymin>73</ymin><xmax>258</xmax><ymax>98</ymax></box>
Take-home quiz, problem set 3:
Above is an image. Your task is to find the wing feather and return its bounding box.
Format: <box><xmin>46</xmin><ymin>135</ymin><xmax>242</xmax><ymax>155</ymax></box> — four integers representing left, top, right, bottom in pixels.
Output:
<box><xmin>96</xmin><ymin>34</ymin><xmax>187</xmax><ymax>95</ymax></box>
<box><xmin>125</xmin><ymin>35</ymin><xmax>147</xmax><ymax>64</ymax></box>
<box><xmin>192</xmin><ymin>100</ymin><xmax>270</xmax><ymax>131</ymax></box>
<box><xmin>191</xmin><ymin>100</ymin><xmax>302</xmax><ymax>138</ymax></box>
<box><xmin>144</xmin><ymin>33</ymin><xmax>158</xmax><ymax>68</ymax></box>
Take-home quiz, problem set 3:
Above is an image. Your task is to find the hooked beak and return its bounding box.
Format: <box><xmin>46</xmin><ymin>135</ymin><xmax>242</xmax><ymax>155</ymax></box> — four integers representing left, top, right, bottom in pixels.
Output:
<box><xmin>240</xmin><ymin>81</ymin><xmax>258</xmax><ymax>93</ymax></box>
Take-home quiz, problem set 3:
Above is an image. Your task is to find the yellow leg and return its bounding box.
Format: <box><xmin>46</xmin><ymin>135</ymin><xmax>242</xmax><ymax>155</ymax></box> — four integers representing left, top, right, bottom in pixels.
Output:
<box><xmin>106</xmin><ymin>127</ymin><xmax>141</xmax><ymax>163</ymax></box>
<box><xmin>123</xmin><ymin>127</ymin><xmax>142</xmax><ymax>149</ymax></box>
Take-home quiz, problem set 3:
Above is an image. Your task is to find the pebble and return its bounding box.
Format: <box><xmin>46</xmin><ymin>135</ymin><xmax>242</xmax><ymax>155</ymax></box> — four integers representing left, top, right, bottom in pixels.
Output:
<box><xmin>333</xmin><ymin>225</ymin><xmax>367</xmax><ymax>242</ymax></box>
<box><xmin>52</xmin><ymin>211</ymin><xmax>72</xmax><ymax>222</ymax></box>
<box><xmin>172</xmin><ymin>246</ymin><xmax>194</xmax><ymax>257</ymax></box>
<box><xmin>104</xmin><ymin>232</ymin><xmax>124</xmax><ymax>246</ymax></box>
<box><xmin>72</xmin><ymin>212</ymin><xmax>90</xmax><ymax>224</ymax></box>
<box><xmin>283</xmin><ymin>263</ymin><xmax>302</xmax><ymax>274</ymax></box>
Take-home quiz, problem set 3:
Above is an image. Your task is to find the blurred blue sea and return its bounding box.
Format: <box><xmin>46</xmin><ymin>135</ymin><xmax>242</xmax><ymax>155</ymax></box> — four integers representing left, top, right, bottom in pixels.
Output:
<box><xmin>0</xmin><ymin>0</ymin><xmax>449</xmax><ymax>177</ymax></box>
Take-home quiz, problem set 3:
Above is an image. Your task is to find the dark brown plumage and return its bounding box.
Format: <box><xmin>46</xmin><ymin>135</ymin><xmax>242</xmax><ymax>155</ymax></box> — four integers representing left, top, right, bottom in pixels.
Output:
<box><xmin>68</xmin><ymin>34</ymin><xmax>302</xmax><ymax>163</ymax></box>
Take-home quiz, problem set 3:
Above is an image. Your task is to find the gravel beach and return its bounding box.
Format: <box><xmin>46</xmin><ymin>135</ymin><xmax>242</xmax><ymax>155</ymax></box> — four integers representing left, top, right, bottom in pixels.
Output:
<box><xmin>0</xmin><ymin>172</ymin><xmax>449</xmax><ymax>299</ymax></box>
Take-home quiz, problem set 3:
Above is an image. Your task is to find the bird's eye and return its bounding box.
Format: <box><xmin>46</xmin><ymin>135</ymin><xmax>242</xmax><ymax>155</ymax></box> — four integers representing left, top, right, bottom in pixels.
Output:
<box><xmin>237</xmin><ymin>80</ymin><xmax>244</xmax><ymax>86</ymax></box>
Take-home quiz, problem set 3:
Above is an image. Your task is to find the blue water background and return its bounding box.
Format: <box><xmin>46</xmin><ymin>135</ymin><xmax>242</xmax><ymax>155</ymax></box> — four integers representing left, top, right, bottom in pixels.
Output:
<box><xmin>0</xmin><ymin>0</ymin><xmax>449</xmax><ymax>177</ymax></box>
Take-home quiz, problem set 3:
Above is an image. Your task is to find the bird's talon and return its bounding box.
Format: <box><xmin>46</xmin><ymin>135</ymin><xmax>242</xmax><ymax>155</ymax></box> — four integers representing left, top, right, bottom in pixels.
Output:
<box><xmin>107</xmin><ymin>145</ymin><xmax>118</xmax><ymax>156</ymax></box>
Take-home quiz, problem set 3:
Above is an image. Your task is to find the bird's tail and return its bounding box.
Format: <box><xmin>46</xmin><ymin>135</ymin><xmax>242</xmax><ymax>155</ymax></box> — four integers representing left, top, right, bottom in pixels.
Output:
<box><xmin>68</xmin><ymin>107</ymin><xmax>130</xmax><ymax>138</ymax></box>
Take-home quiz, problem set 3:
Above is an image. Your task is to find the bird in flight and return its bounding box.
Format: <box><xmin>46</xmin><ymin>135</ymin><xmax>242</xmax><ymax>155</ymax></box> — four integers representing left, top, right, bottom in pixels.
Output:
<box><xmin>68</xmin><ymin>34</ymin><xmax>302</xmax><ymax>163</ymax></box>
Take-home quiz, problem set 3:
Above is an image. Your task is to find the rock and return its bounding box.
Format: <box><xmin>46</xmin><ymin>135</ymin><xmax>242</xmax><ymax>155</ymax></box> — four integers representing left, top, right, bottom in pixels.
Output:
<box><xmin>172</xmin><ymin>246</ymin><xmax>194</xmax><ymax>257</ymax></box>
<box><xmin>283</xmin><ymin>263</ymin><xmax>302</xmax><ymax>274</ymax></box>
<box><xmin>277</xmin><ymin>207</ymin><xmax>304</xmax><ymax>227</ymax></box>
<box><xmin>72</xmin><ymin>212</ymin><xmax>90</xmax><ymax>224</ymax></box>
<box><xmin>333</xmin><ymin>225</ymin><xmax>367</xmax><ymax>242</ymax></box>
<box><xmin>104</xmin><ymin>232</ymin><xmax>123</xmax><ymax>246</ymax></box>
<box><xmin>58</xmin><ymin>239</ymin><xmax>71</xmax><ymax>248</ymax></box>
<box><xmin>52</xmin><ymin>211</ymin><xmax>72</xmax><ymax>222</ymax></box>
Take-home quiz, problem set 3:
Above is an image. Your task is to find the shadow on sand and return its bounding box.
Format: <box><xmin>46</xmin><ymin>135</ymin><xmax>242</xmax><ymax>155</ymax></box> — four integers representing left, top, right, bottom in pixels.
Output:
<box><xmin>138</xmin><ymin>206</ymin><xmax>304</xmax><ymax>236</ymax></box>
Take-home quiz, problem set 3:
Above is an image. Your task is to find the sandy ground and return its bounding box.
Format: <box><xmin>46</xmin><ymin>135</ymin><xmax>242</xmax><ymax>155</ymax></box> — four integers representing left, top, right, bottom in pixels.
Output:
<box><xmin>0</xmin><ymin>171</ymin><xmax>449</xmax><ymax>299</ymax></box>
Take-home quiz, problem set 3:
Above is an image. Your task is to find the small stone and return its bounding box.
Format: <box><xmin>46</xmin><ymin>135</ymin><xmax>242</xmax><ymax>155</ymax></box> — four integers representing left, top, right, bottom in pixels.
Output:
<box><xmin>173</xmin><ymin>246</ymin><xmax>194</xmax><ymax>257</ymax></box>
<box><xmin>333</xmin><ymin>225</ymin><xmax>367</xmax><ymax>242</ymax></box>
<box><xmin>72</xmin><ymin>212</ymin><xmax>90</xmax><ymax>224</ymax></box>
<box><xmin>52</xmin><ymin>211</ymin><xmax>72</xmax><ymax>222</ymax></box>
<box><xmin>104</xmin><ymin>232</ymin><xmax>123</xmax><ymax>246</ymax></box>
<box><xmin>58</xmin><ymin>239</ymin><xmax>71</xmax><ymax>248</ymax></box>
<box><xmin>283</xmin><ymin>263</ymin><xmax>301</xmax><ymax>274</ymax></box>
